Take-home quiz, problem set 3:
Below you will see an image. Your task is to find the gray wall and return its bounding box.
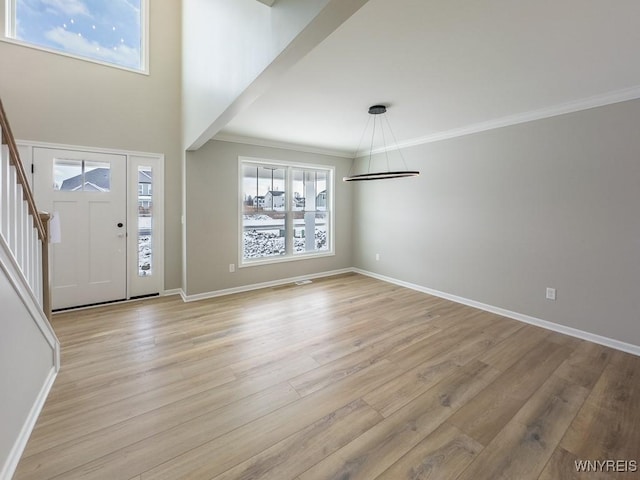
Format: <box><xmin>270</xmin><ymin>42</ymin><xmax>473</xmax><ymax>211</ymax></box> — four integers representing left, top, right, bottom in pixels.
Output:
<box><xmin>353</xmin><ymin>99</ymin><xmax>640</xmax><ymax>347</ymax></box>
<box><xmin>0</xmin><ymin>1</ymin><xmax>182</xmax><ymax>290</ymax></box>
<box><xmin>185</xmin><ymin>140</ymin><xmax>353</xmax><ymax>295</ymax></box>
<box><xmin>0</xmin><ymin>262</ymin><xmax>55</xmax><ymax>477</ymax></box>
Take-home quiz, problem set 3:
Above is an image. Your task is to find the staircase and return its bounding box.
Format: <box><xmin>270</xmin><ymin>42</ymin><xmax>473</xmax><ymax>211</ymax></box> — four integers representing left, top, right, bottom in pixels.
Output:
<box><xmin>0</xmin><ymin>98</ymin><xmax>60</xmax><ymax>480</ymax></box>
<box><xmin>0</xmin><ymin>98</ymin><xmax>50</xmax><ymax>315</ymax></box>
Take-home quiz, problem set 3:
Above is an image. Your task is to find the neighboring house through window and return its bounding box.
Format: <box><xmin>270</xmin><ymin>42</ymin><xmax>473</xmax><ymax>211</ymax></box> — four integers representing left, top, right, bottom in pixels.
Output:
<box><xmin>240</xmin><ymin>157</ymin><xmax>334</xmax><ymax>265</ymax></box>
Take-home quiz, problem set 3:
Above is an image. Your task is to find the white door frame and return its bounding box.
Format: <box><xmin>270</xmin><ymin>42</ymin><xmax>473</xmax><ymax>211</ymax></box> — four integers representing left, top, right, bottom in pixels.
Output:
<box><xmin>20</xmin><ymin>140</ymin><xmax>164</xmax><ymax>303</ymax></box>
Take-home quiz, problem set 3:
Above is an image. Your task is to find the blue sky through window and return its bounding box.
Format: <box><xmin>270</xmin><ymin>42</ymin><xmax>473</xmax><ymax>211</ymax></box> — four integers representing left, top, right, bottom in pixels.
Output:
<box><xmin>13</xmin><ymin>0</ymin><xmax>143</xmax><ymax>70</ymax></box>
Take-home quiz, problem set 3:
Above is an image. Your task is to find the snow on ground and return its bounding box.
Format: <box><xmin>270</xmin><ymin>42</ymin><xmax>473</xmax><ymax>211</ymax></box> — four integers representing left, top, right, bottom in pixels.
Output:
<box><xmin>242</xmin><ymin>213</ymin><xmax>327</xmax><ymax>258</ymax></box>
<box><xmin>139</xmin><ymin>235</ymin><xmax>152</xmax><ymax>275</ymax></box>
<box><xmin>243</xmin><ymin>230</ymin><xmax>285</xmax><ymax>258</ymax></box>
<box><xmin>243</xmin><ymin>229</ymin><xmax>327</xmax><ymax>258</ymax></box>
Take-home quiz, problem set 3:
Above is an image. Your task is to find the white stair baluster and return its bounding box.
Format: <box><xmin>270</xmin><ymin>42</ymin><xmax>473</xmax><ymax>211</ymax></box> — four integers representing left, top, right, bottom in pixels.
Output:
<box><xmin>8</xmin><ymin>166</ymin><xmax>17</xmax><ymax>255</ymax></box>
<box><xmin>1</xmin><ymin>146</ymin><xmax>9</xmax><ymax>243</ymax></box>
<box><xmin>36</xmin><ymin>236</ymin><xmax>43</xmax><ymax>305</ymax></box>
<box><xmin>26</xmin><ymin>213</ymin><xmax>34</xmax><ymax>289</ymax></box>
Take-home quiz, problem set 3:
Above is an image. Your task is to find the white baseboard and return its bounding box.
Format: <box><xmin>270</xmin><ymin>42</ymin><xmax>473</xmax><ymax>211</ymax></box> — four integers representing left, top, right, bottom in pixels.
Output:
<box><xmin>181</xmin><ymin>268</ymin><xmax>353</xmax><ymax>302</ymax></box>
<box><xmin>179</xmin><ymin>266</ymin><xmax>639</xmax><ymax>355</ymax></box>
<box><xmin>1</xmin><ymin>366</ymin><xmax>57</xmax><ymax>480</ymax></box>
<box><xmin>162</xmin><ymin>288</ymin><xmax>183</xmax><ymax>297</ymax></box>
<box><xmin>353</xmin><ymin>268</ymin><xmax>640</xmax><ymax>357</ymax></box>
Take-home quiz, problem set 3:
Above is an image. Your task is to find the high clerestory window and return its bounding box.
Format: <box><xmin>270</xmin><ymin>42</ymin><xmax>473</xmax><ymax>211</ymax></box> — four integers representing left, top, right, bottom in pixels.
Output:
<box><xmin>3</xmin><ymin>0</ymin><xmax>147</xmax><ymax>73</ymax></box>
<box><xmin>240</xmin><ymin>157</ymin><xmax>334</xmax><ymax>266</ymax></box>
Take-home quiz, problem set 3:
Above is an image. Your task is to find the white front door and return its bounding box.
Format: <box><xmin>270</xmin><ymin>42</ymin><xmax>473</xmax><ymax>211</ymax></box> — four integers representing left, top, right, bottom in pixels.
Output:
<box><xmin>33</xmin><ymin>148</ymin><xmax>127</xmax><ymax>309</ymax></box>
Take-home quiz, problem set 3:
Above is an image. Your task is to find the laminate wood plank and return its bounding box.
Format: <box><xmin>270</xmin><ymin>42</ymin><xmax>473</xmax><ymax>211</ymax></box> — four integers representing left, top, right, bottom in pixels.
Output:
<box><xmin>37</xmin><ymin>373</ymin><xmax>173</xmax><ymax>426</ymax></box>
<box><xmin>54</xmin><ymin>310</ymin><xmax>328</xmax><ymax>386</ymax></box>
<box><xmin>137</xmin><ymin>360</ymin><xmax>406</xmax><ymax>480</ymax></box>
<box><xmin>554</xmin><ymin>340</ymin><xmax>612</xmax><ymax>389</ymax></box>
<box><xmin>448</xmin><ymin>339</ymin><xmax>573</xmax><ymax>446</ymax></box>
<box><xmin>15</xmin><ymin>383</ymin><xmax>299</xmax><ymax>480</ymax></box>
<box><xmin>49</xmin><ymin>316</ymin><xmax>329</xmax><ymax>403</ymax></box>
<box><xmin>289</xmin><ymin>322</ymin><xmax>440</xmax><ymax>397</ymax></box>
<box><xmin>23</xmin><ymin>364</ymin><xmax>237</xmax><ymax>457</ymax></box>
<box><xmin>232</xmin><ymin>350</ymin><xmax>321</xmax><ymax>383</ymax></box>
<box><xmin>14</xmin><ymin>274</ymin><xmax>637</xmax><ymax>480</ymax></box>
<box><xmin>363</xmin><ymin>356</ymin><xmax>459</xmax><ymax>419</ymax></box>
<box><xmin>442</xmin><ymin>333</ymin><xmax>500</xmax><ymax>367</ymax></box>
<box><xmin>37</xmin><ymin>350</ymin><xmax>222</xmax><ymax>423</ymax></box>
<box><xmin>170</xmin><ymin>278</ymin><xmax>438</xmax><ymax>382</ymax></box>
<box><xmin>297</xmin><ymin>361</ymin><xmax>501</xmax><ymax>480</ymax></box>
<box><xmin>373</xmin><ymin>422</ymin><xmax>483</xmax><ymax>480</ymax></box>
<box><xmin>423</xmin><ymin>302</ymin><xmax>482</xmax><ymax>324</ymax></box>
<box><xmin>54</xmin><ymin>277</ymin><xmax>377</xmax><ymax>375</ymax></box>
<box><xmin>455</xmin><ymin>375</ymin><xmax>588</xmax><ymax>480</ymax></box>
<box><xmin>211</xmin><ymin>399</ymin><xmax>382</xmax><ymax>480</ymax></box>
<box><xmin>474</xmin><ymin>314</ymin><xmax>525</xmax><ymax>342</ymax></box>
<box><xmin>537</xmin><ymin>447</ymin><xmax>586</xmax><ymax>480</ymax></box>
<box><xmin>546</xmin><ymin>330</ymin><xmax>583</xmax><ymax>348</ymax></box>
<box><xmin>178</xmin><ymin>312</ymin><xmax>394</xmax><ymax>379</ymax></box>
<box><xmin>308</xmin><ymin>312</ymin><xmax>439</xmax><ymax>365</ymax></box>
<box><xmin>385</xmin><ymin>316</ymin><xmax>494</xmax><ymax>372</ymax></box>
<box><xmin>559</xmin><ymin>350</ymin><xmax>640</xmax><ymax>462</ymax></box>
<box><xmin>477</xmin><ymin>323</ymin><xmax>550</xmax><ymax>371</ymax></box>
<box><xmin>226</xmin><ymin>312</ymin><xmax>389</xmax><ymax>371</ymax></box>
<box><xmin>52</xmin><ymin>297</ymin><xmax>194</xmax><ymax>345</ymax></box>
<box><xmin>363</xmin><ymin>323</ymin><xmax>507</xmax><ymax>418</ymax></box>
<box><xmin>44</xmin><ymin>351</ymin><xmax>191</xmax><ymax>409</ymax></box>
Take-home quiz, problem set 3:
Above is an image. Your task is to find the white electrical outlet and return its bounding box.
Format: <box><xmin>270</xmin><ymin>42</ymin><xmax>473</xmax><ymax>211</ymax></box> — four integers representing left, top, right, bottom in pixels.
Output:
<box><xmin>229</xmin><ymin>264</ymin><xmax>235</xmax><ymax>273</ymax></box>
<box><xmin>546</xmin><ymin>287</ymin><xmax>556</xmax><ymax>300</ymax></box>
<box><xmin>375</xmin><ymin>253</ymin><xmax>380</xmax><ymax>261</ymax></box>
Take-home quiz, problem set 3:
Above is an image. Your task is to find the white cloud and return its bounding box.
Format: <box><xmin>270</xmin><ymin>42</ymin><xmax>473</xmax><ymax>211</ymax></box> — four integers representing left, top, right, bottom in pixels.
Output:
<box><xmin>123</xmin><ymin>0</ymin><xmax>140</xmax><ymax>15</ymax></box>
<box><xmin>44</xmin><ymin>26</ymin><xmax>140</xmax><ymax>68</ymax></box>
<box><xmin>41</xmin><ymin>0</ymin><xmax>90</xmax><ymax>17</ymax></box>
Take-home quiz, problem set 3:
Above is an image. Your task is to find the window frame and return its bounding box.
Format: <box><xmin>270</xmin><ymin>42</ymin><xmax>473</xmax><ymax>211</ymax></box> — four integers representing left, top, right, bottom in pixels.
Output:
<box><xmin>1</xmin><ymin>0</ymin><xmax>149</xmax><ymax>74</ymax></box>
<box><xmin>238</xmin><ymin>156</ymin><xmax>335</xmax><ymax>268</ymax></box>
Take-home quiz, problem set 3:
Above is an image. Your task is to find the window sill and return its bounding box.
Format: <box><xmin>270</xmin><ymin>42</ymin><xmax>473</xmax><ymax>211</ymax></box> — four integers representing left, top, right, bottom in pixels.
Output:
<box><xmin>239</xmin><ymin>250</ymin><xmax>335</xmax><ymax>269</ymax></box>
<box><xmin>0</xmin><ymin>37</ymin><xmax>148</xmax><ymax>75</ymax></box>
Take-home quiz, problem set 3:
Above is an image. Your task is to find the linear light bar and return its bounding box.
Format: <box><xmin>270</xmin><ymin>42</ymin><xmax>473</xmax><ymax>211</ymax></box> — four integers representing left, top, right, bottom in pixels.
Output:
<box><xmin>343</xmin><ymin>171</ymin><xmax>420</xmax><ymax>181</ymax></box>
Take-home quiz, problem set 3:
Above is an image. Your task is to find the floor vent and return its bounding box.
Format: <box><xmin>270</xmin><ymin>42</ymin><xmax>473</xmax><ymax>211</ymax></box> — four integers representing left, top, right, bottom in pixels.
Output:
<box><xmin>295</xmin><ymin>279</ymin><xmax>313</xmax><ymax>286</ymax></box>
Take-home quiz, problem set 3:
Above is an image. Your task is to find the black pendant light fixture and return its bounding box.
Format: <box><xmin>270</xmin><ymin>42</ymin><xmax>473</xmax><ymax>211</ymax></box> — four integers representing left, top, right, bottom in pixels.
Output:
<box><xmin>343</xmin><ymin>104</ymin><xmax>419</xmax><ymax>182</ymax></box>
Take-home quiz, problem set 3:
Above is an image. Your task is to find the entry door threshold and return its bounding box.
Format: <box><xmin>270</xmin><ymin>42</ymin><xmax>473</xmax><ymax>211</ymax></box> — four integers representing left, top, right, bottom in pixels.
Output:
<box><xmin>53</xmin><ymin>293</ymin><xmax>159</xmax><ymax>313</ymax></box>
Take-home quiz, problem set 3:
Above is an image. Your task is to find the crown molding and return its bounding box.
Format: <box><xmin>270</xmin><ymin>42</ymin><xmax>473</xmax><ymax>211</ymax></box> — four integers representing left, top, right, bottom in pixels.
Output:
<box><xmin>358</xmin><ymin>85</ymin><xmax>640</xmax><ymax>156</ymax></box>
<box><xmin>213</xmin><ymin>133</ymin><xmax>355</xmax><ymax>159</ymax></box>
<box><xmin>216</xmin><ymin>86</ymin><xmax>640</xmax><ymax>159</ymax></box>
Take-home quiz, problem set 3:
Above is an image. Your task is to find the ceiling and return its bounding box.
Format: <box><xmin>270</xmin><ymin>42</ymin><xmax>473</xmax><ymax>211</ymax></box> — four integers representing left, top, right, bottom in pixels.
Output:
<box><xmin>217</xmin><ymin>0</ymin><xmax>640</xmax><ymax>157</ymax></box>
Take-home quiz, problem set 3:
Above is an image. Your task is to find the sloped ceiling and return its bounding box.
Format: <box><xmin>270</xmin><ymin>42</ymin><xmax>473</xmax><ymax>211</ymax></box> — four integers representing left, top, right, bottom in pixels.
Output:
<box><xmin>216</xmin><ymin>0</ymin><xmax>640</xmax><ymax>156</ymax></box>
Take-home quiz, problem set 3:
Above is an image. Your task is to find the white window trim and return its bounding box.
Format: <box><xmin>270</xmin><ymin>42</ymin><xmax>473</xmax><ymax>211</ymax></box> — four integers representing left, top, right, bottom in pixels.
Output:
<box><xmin>1</xmin><ymin>0</ymin><xmax>149</xmax><ymax>75</ymax></box>
<box><xmin>238</xmin><ymin>156</ymin><xmax>335</xmax><ymax>268</ymax></box>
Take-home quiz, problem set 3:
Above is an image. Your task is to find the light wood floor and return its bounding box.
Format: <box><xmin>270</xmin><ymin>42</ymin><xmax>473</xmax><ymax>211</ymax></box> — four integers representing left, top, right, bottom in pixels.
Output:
<box><xmin>15</xmin><ymin>273</ymin><xmax>640</xmax><ymax>479</ymax></box>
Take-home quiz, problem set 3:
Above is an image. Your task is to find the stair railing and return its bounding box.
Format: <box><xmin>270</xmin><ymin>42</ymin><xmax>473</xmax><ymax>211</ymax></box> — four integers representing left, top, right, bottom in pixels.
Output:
<box><xmin>0</xmin><ymin>98</ymin><xmax>51</xmax><ymax>319</ymax></box>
